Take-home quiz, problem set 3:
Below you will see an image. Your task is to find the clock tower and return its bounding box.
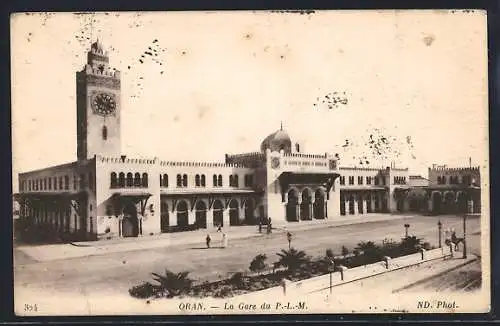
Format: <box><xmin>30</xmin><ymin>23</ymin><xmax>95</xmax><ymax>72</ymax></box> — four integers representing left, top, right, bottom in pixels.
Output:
<box><xmin>76</xmin><ymin>39</ymin><xmax>121</xmax><ymax>161</ymax></box>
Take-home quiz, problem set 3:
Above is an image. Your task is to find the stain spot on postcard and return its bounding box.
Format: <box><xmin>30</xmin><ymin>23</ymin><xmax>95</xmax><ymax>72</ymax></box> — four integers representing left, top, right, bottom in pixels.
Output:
<box><xmin>423</xmin><ymin>34</ymin><xmax>435</xmax><ymax>46</ymax></box>
<box><xmin>198</xmin><ymin>106</ymin><xmax>210</xmax><ymax>120</ymax></box>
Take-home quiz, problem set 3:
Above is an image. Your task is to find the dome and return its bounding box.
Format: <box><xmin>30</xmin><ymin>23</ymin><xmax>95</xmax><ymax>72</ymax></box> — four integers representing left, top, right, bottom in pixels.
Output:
<box><xmin>260</xmin><ymin>127</ymin><xmax>292</xmax><ymax>153</ymax></box>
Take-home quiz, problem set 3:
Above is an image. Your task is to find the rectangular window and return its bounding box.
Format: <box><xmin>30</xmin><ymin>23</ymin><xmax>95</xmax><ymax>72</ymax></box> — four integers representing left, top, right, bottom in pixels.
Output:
<box><xmin>381</xmin><ymin>177</ymin><xmax>386</xmax><ymax>185</ymax></box>
<box><xmin>80</xmin><ymin>174</ymin><xmax>85</xmax><ymax>189</ymax></box>
<box><xmin>64</xmin><ymin>175</ymin><xmax>69</xmax><ymax>190</ymax></box>
<box><xmin>48</xmin><ymin>178</ymin><xmax>52</xmax><ymax>190</ymax></box>
<box><xmin>73</xmin><ymin>175</ymin><xmax>77</xmax><ymax>190</ymax></box>
<box><xmin>340</xmin><ymin>176</ymin><xmax>345</xmax><ymax>185</ymax></box>
<box><xmin>366</xmin><ymin>177</ymin><xmax>371</xmax><ymax>185</ymax></box>
<box><xmin>358</xmin><ymin>176</ymin><xmax>363</xmax><ymax>185</ymax></box>
<box><xmin>374</xmin><ymin>177</ymin><xmax>379</xmax><ymax>185</ymax></box>
<box><xmin>349</xmin><ymin>176</ymin><xmax>354</xmax><ymax>185</ymax></box>
<box><xmin>59</xmin><ymin>177</ymin><xmax>63</xmax><ymax>190</ymax></box>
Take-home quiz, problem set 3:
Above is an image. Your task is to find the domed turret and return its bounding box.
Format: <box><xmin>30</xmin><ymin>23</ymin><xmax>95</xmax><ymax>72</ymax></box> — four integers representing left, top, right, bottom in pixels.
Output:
<box><xmin>260</xmin><ymin>123</ymin><xmax>292</xmax><ymax>153</ymax></box>
<box><xmin>91</xmin><ymin>38</ymin><xmax>105</xmax><ymax>54</ymax></box>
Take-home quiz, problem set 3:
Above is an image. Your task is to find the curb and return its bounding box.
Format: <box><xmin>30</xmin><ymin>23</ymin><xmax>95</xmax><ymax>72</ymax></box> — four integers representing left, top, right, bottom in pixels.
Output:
<box><xmin>391</xmin><ymin>256</ymin><xmax>479</xmax><ymax>293</ymax></box>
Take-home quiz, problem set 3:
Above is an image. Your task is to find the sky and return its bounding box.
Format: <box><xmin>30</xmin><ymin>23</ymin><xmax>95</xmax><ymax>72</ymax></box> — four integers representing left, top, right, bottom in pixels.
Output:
<box><xmin>11</xmin><ymin>11</ymin><xmax>489</xmax><ymax>192</ymax></box>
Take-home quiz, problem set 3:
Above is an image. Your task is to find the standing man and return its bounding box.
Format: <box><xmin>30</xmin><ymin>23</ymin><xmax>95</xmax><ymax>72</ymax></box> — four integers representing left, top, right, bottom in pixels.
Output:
<box><xmin>206</xmin><ymin>233</ymin><xmax>211</xmax><ymax>249</ymax></box>
<box><xmin>287</xmin><ymin>231</ymin><xmax>292</xmax><ymax>249</ymax></box>
<box><xmin>267</xmin><ymin>217</ymin><xmax>272</xmax><ymax>234</ymax></box>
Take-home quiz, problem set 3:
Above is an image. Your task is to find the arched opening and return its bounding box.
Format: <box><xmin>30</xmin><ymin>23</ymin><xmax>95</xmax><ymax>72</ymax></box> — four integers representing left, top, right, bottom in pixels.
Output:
<box><xmin>200</xmin><ymin>175</ymin><xmax>206</xmax><ymax>187</ymax></box>
<box><xmin>126</xmin><ymin>173</ymin><xmax>133</xmax><ymax>187</ymax></box>
<box><xmin>313</xmin><ymin>189</ymin><xmax>325</xmax><ymax>219</ymax></box>
<box><xmin>229</xmin><ymin>199</ymin><xmax>240</xmax><ymax>226</ymax></box>
<box><xmin>102</xmin><ymin>126</ymin><xmax>108</xmax><ymax>140</ymax></box>
<box><xmin>182</xmin><ymin>174</ymin><xmax>188</xmax><ymax>187</ymax></box>
<box><xmin>134</xmin><ymin>173</ymin><xmax>141</xmax><ymax>187</ymax></box>
<box><xmin>300</xmin><ymin>189</ymin><xmax>312</xmax><ymax>220</ymax></box>
<box><xmin>122</xmin><ymin>202</ymin><xmax>139</xmax><ymax>237</ymax></box>
<box><xmin>195</xmin><ymin>200</ymin><xmax>207</xmax><ymax>229</ymax></box>
<box><xmin>195</xmin><ymin>174</ymin><xmax>200</xmax><ymax>187</ymax></box>
<box><xmin>160</xmin><ymin>201</ymin><xmax>169</xmax><ymax>232</ymax></box>
<box><xmin>213</xmin><ymin>174</ymin><xmax>218</xmax><ymax>187</ymax></box>
<box><xmin>118</xmin><ymin>172</ymin><xmax>125</xmax><ymax>188</ymax></box>
<box><xmin>162</xmin><ymin>174</ymin><xmax>168</xmax><ymax>188</ymax></box>
<box><xmin>286</xmin><ymin>189</ymin><xmax>299</xmax><ymax>222</ymax></box>
<box><xmin>456</xmin><ymin>191</ymin><xmax>467</xmax><ymax>214</ymax></box>
<box><xmin>176</xmin><ymin>174</ymin><xmax>182</xmax><ymax>187</ymax></box>
<box><xmin>213</xmin><ymin>200</ymin><xmax>224</xmax><ymax>227</ymax></box>
<box><xmin>142</xmin><ymin>173</ymin><xmax>148</xmax><ymax>187</ymax></box>
<box><xmin>340</xmin><ymin>193</ymin><xmax>346</xmax><ymax>215</ymax></box>
<box><xmin>432</xmin><ymin>192</ymin><xmax>442</xmax><ymax>215</ymax></box>
<box><xmin>218</xmin><ymin>175</ymin><xmax>223</xmax><ymax>187</ymax></box>
<box><xmin>444</xmin><ymin>191</ymin><xmax>455</xmax><ymax>214</ymax></box>
<box><xmin>244</xmin><ymin>199</ymin><xmax>255</xmax><ymax>224</ymax></box>
<box><xmin>110</xmin><ymin>172</ymin><xmax>117</xmax><ymax>188</ymax></box>
<box><xmin>357</xmin><ymin>194</ymin><xmax>363</xmax><ymax>214</ymax></box>
<box><xmin>176</xmin><ymin>200</ymin><xmax>189</xmax><ymax>230</ymax></box>
<box><xmin>366</xmin><ymin>195</ymin><xmax>372</xmax><ymax>213</ymax></box>
<box><xmin>349</xmin><ymin>195</ymin><xmax>355</xmax><ymax>215</ymax></box>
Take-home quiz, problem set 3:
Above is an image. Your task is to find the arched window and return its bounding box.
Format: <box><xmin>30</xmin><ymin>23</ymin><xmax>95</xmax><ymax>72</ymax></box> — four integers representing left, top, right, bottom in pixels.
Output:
<box><xmin>182</xmin><ymin>174</ymin><xmax>188</xmax><ymax>187</ymax></box>
<box><xmin>142</xmin><ymin>173</ymin><xmax>148</xmax><ymax>187</ymax></box>
<box><xmin>177</xmin><ymin>174</ymin><xmax>182</xmax><ymax>187</ymax></box>
<box><xmin>201</xmin><ymin>174</ymin><xmax>206</xmax><ymax>187</ymax></box>
<box><xmin>59</xmin><ymin>177</ymin><xmax>63</xmax><ymax>190</ymax></box>
<box><xmin>229</xmin><ymin>175</ymin><xmax>234</xmax><ymax>187</ymax></box>
<box><xmin>102</xmin><ymin>125</ymin><xmax>108</xmax><ymax>140</ymax></box>
<box><xmin>234</xmin><ymin>175</ymin><xmax>239</xmax><ymax>187</ymax></box>
<box><xmin>213</xmin><ymin>174</ymin><xmax>218</xmax><ymax>187</ymax></box>
<box><xmin>110</xmin><ymin>172</ymin><xmax>117</xmax><ymax>188</ymax></box>
<box><xmin>195</xmin><ymin>174</ymin><xmax>201</xmax><ymax>187</ymax></box>
<box><xmin>118</xmin><ymin>172</ymin><xmax>125</xmax><ymax>187</ymax></box>
<box><xmin>218</xmin><ymin>174</ymin><xmax>223</xmax><ymax>187</ymax></box>
<box><xmin>134</xmin><ymin>173</ymin><xmax>141</xmax><ymax>187</ymax></box>
<box><xmin>126</xmin><ymin>173</ymin><xmax>133</xmax><ymax>187</ymax></box>
<box><xmin>64</xmin><ymin>175</ymin><xmax>69</xmax><ymax>190</ymax></box>
<box><xmin>163</xmin><ymin>174</ymin><xmax>168</xmax><ymax>188</ymax></box>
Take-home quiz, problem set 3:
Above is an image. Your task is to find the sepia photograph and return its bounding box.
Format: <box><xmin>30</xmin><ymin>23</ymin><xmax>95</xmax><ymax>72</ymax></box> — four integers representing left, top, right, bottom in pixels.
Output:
<box><xmin>11</xmin><ymin>10</ymin><xmax>490</xmax><ymax>315</ymax></box>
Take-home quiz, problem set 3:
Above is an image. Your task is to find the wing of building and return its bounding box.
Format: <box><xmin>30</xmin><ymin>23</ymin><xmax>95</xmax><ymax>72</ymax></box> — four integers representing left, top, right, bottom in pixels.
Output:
<box><xmin>13</xmin><ymin>41</ymin><xmax>481</xmax><ymax>242</ymax></box>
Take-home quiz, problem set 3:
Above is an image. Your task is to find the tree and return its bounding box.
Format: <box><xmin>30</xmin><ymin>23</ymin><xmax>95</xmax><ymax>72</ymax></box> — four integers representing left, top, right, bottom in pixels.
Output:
<box><xmin>276</xmin><ymin>248</ymin><xmax>309</xmax><ymax>272</ymax></box>
<box><xmin>249</xmin><ymin>254</ymin><xmax>268</xmax><ymax>274</ymax></box>
<box><xmin>150</xmin><ymin>269</ymin><xmax>193</xmax><ymax>298</ymax></box>
<box><xmin>325</xmin><ymin>248</ymin><xmax>335</xmax><ymax>259</ymax></box>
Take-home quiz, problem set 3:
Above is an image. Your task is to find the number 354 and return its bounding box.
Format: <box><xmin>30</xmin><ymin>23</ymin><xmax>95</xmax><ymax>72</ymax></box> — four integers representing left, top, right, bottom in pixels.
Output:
<box><xmin>24</xmin><ymin>304</ymin><xmax>38</xmax><ymax>312</ymax></box>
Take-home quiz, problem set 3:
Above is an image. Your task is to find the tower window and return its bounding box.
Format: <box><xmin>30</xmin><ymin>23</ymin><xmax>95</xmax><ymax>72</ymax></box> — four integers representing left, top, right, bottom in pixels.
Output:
<box><xmin>102</xmin><ymin>126</ymin><xmax>108</xmax><ymax>140</ymax></box>
<box><xmin>98</xmin><ymin>64</ymin><xmax>105</xmax><ymax>73</ymax></box>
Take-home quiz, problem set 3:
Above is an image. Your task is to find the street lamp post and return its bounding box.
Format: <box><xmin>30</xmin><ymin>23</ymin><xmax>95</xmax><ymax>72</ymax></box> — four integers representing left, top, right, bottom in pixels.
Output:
<box><xmin>438</xmin><ymin>220</ymin><xmax>442</xmax><ymax>248</ymax></box>
<box><xmin>404</xmin><ymin>224</ymin><xmax>410</xmax><ymax>238</ymax></box>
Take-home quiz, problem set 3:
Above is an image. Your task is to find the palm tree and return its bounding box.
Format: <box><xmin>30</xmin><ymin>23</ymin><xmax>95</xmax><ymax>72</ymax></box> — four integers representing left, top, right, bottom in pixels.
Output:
<box><xmin>151</xmin><ymin>269</ymin><xmax>193</xmax><ymax>298</ymax></box>
<box><xmin>276</xmin><ymin>248</ymin><xmax>309</xmax><ymax>272</ymax></box>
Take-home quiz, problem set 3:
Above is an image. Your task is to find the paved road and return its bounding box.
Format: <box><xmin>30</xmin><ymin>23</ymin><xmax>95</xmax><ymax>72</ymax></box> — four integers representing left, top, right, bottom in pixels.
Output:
<box><xmin>14</xmin><ymin>215</ymin><xmax>481</xmax><ymax>298</ymax></box>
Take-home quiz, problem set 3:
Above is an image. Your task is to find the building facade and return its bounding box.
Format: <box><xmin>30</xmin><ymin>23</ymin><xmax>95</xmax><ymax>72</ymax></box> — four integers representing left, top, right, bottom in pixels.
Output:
<box><xmin>14</xmin><ymin>41</ymin><xmax>481</xmax><ymax>242</ymax></box>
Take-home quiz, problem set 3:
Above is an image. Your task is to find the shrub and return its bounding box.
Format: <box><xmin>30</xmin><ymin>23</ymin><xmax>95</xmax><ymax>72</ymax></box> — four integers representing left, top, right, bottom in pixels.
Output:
<box><xmin>229</xmin><ymin>272</ymin><xmax>247</xmax><ymax>289</ymax></box>
<box><xmin>129</xmin><ymin>282</ymin><xmax>159</xmax><ymax>299</ymax></box>
<box><xmin>151</xmin><ymin>269</ymin><xmax>193</xmax><ymax>298</ymax></box>
<box><xmin>325</xmin><ymin>249</ymin><xmax>335</xmax><ymax>258</ymax></box>
<box><xmin>400</xmin><ymin>236</ymin><xmax>424</xmax><ymax>255</ymax></box>
<box><xmin>356</xmin><ymin>241</ymin><xmax>382</xmax><ymax>260</ymax></box>
<box><xmin>276</xmin><ymin>248</ymin><xmax>309</xmax><ymax>272</ymax></box>
<box><xmin>213</xmin><ymin>285</ymin><xmax>234</xmax><ymax>298</ymax></box>
<box><xmin>249</xmin><ymin>254</ymin><xmax>268</xmax><ymax>274</ymax></box>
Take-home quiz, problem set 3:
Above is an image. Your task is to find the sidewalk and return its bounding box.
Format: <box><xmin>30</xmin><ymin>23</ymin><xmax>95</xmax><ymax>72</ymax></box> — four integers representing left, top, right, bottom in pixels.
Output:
<box><xmin>17</xmin><ymin>213</ymin><xmax>420</xmax><ymax>263</ymax></box>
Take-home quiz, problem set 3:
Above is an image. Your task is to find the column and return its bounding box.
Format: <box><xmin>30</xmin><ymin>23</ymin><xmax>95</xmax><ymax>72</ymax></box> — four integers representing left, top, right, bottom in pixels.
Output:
<box><xmin>223</xmin><ymin>208</ymin><xmax>230</xmax><ymax>227</ymax></box>
<box><xmin>207</xmin><ymin>207</ymin><xmax>214</xmax><ymax>229</ymax></box>
<box><xmin>188</xmin><ymin>209</ymin><xmax>196</xmax><ymax>225</ymax></box>
<box><xmin>363</xmin><ymin>198</ymin><xmax>369</xmax><ymax>215</ymax></box>
<box><xmin>297</xmin><ymin>199</ymin><xmax>301</xmax><ymax>221</ymax></box>
<box><xmin>170</xmin><ymin>209</ymin><xmax>177</xmax><ymax>227</ymax></box>
<box><xmin>371</xmin><ymin>196</ymin><xmax>376</xmax><ymax>212</ymax></box>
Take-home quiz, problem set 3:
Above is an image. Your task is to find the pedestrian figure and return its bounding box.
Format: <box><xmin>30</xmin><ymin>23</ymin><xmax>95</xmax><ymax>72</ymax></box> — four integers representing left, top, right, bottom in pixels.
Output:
<box><xmin>267</xmin><ymin>217</ymin><xmax>272</xmax><ymax>234</ymax></box>
<box><xmin>222</xmin><ymin>233</ymin><xmax>228</xmax><ymax>248</ymax></box>
<box><xmin>287</xmin><ymin>231</ymin><xmax>292</xmax><ymax>249</ymax></box>
<box><xmin>206</xmin><ymin>234</ymin><xmax>211</xmax><ymax>249</ymax></box>
<box><xmin>216</xmin><ymin>224</ymin><xmax>222</xmax><ymax>232</ymax></box>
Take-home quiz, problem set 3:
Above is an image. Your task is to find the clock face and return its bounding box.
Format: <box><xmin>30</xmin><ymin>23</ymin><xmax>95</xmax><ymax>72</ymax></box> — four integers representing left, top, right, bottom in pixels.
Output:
<box><xmin>92</xmin><ymin>92</ymin><xmax>117</xmax><ymax>116</ymax></box>
<box><xmin>271</xmin><ymin>157</ymin><xmax>280</xmax><ymax>169</ymax></box>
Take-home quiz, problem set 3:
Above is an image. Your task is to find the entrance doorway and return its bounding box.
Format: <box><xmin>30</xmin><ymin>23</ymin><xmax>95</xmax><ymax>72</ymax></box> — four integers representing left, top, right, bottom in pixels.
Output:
<box><xmin>122</xmin><ymin>203</ymin><xmax>139</xmax><ymax>237</ymax></box>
